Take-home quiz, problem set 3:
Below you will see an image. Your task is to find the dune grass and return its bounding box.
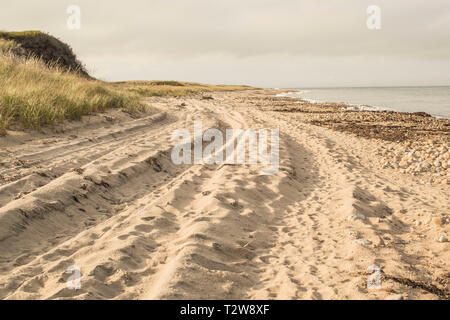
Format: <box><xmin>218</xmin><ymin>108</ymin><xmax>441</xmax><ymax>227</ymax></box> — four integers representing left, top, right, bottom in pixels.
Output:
<box><xmin>0</xmin><ymin>33</ymin><xmax>253</xmax><ymax>135</ymax></box>
<box><xmin>0</xmin><ymin>52</ymin><xmax>143</xmax><ymax>134</ymax></box>
<box><xmin>0</xmin><ymin>54</ymin><xmax>252</xmax><ymax>135</ymax></box>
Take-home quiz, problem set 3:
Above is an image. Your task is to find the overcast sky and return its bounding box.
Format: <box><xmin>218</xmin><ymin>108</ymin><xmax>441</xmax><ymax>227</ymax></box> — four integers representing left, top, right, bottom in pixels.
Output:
<box><xmin>2</xmin><ymin>0</ymin><xmax>450</xmax><ymax>87</ymax></box>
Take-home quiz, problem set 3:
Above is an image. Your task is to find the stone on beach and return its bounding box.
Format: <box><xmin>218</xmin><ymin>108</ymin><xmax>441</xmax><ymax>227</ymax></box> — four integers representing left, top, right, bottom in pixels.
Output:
<box><xmin>348</xmin><ymin>213</ymin><xmax>366</xmax><ymax>221</ymax></box>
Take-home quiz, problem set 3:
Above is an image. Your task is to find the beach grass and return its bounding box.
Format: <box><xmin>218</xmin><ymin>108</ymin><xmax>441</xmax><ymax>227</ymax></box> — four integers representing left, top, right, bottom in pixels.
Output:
<box><xmin>0</xmin><ymin>47</ymin><xmax>252</xmax><ymax>135</ymax></box>
<box><xmin>0</xmin><ymin>52</ymin><xmax>144</xmax><ymax>133</ymax></box>
<box><xmin>0</xmin><ymin>31</ymin><xmax>253</xmax><ymax>134</ymax></box>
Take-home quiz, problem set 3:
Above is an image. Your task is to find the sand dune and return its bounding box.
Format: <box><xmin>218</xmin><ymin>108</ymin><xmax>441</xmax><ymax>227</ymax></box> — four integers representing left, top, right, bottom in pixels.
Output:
<box><xmin>0</xmin><ymin>91</ymin><xmax>448</xmax><ymax>300</ymax></box>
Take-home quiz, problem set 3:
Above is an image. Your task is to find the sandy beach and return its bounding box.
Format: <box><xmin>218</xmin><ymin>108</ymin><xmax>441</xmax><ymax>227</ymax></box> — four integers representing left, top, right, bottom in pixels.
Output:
<box><xmin>0</xmin><ymin>89</ymin><xmax>448</xmax><ymax>300</ymax></box>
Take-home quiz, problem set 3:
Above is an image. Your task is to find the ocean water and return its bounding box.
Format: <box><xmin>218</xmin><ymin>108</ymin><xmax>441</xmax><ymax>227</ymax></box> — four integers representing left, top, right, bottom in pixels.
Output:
<box><xmin>277</xmin><ymin>87</ymin><xmax>450</xmax><ymax>119</ymax></box>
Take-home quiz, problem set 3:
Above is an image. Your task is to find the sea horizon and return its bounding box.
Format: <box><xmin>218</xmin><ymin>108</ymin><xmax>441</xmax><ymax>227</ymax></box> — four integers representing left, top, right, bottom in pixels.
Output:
<box><xmin>277</xmin><ymin>86</ymin><xmax>450</xmax><ymax>119</ymax></box>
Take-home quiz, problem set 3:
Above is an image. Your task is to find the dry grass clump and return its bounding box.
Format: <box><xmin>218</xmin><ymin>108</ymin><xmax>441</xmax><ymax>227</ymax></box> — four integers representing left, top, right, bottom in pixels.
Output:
<box><xmin>0</xmin><ymin>31</ymin><xmax>253</xmax><ymax>136</ymax></box>
<box><xmin>0</xmin><ymin>52</ymin><xmax>143</xmax><ymax>133</ymax></box>
<box><xmin>0</xmin><ymin>52</ymin><xmax>252</xmax><ymax>135</ymax></box>
<box><xmin>0</xmin><ymin>39</ymin><xmax>19</xmax><ymax>52</ymax></box>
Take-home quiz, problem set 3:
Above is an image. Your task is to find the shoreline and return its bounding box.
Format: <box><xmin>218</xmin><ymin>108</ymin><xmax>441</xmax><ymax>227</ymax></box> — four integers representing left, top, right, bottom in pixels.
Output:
<box><xmin>275</xmin><ymin>89</ymin><xmax>450</xmax><ymax>120</ymax></box>
<box><xmin>264</xmin><ymin>89</ymin><xmax>450</xmax><ymax>185</ymax></box>
<box><xmin>269</xmin><ymin>89</ymin><xmax>449</xmax><ymax>141</ymax></box>
<box><xmin>1</xmin><ymin>89</ymin><xmax>449</xmax><ymax>185</ymax></box>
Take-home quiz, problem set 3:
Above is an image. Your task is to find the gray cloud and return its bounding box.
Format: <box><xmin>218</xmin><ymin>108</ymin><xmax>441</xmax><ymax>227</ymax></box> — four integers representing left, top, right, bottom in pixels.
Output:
<box><xmin>2</xmin><ymin>0</ymin><xmax>450</xmax><ymax>87</ymax></box>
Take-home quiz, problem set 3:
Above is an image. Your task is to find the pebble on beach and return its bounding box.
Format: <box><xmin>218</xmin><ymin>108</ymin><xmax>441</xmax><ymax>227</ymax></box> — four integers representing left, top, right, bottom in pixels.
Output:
<box><xmin>348</xmin><ymin>213</ymin><xmax>366</xmax><ymax>221</ymax></box>
<box><xmin>356</xmin><ymin>239</ymin><xmax>372</xmax><ymax>246</ymax></box>
<box><xmin>432</xmin><ymin>217</ymin><xmax>444</xmax><ymax>226</ymax></box>
<box><xmin>378</xmin><ymin>141</ymin><xmax>449</xmax><ymax>185</ymax></box>
<box><xmin>212</xmin><ymin>242</ymin><xmax>222</xmax><ymax>250</ymax></box>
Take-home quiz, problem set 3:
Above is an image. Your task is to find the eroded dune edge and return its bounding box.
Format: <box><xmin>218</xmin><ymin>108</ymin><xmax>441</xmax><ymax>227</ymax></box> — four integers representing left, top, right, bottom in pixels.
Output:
<box><xmin>0</xmin><ymin>90</ymin><xmax>448</xmax><ymax>300</ymax></box>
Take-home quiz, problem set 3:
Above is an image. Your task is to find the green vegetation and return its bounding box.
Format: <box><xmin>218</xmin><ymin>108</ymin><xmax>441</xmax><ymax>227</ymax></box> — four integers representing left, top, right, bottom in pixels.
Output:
<box><xmin>0</xmin><ymin>31</ymin><xmax>252</xmax><ymax>136</ymax></box>
<box><xmin>0</xmin><ymin>53</ymin><xmax>144</xmax><ymax>133</ymax></box>
<box><xmin>113</xmin><ymin>81</ymin><xmax>252</xmax><ymax>97</ymax></box>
